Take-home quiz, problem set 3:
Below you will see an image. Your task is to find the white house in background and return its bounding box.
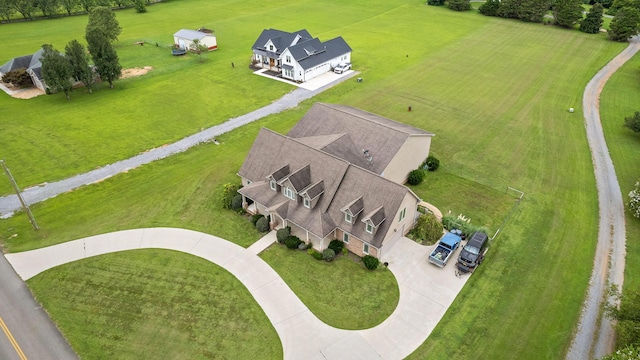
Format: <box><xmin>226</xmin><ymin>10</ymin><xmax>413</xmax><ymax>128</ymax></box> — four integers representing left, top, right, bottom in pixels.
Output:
<box><xmin>251</xmin><ymin>28</ymin><xmax>352</xmax><ymax>83</ymax></box>
<box><xmin>173</xmin><ymin>29</ymin><xmax>217</xmax><ymax>51</ymax></box>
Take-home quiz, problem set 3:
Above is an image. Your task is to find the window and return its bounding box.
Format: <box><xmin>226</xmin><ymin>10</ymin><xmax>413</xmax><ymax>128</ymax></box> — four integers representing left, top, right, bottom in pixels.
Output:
<box><xmin>343</xmin><ymin>232</ymin><xmax>349</xmax><ymax>243</ymax></box>
<box><xmin>284</xmin><ymin>187</ymin><xmax>295</xmax><ymax>200</ymax></box>
<box><xmin>399</xmin><ymin>208</ymin><xmax>406</xmax><ymax>222</ymax></box>
<box><xmin>286</xmin><ymin>55</ymin><xmax>291</xmax><ymax>63</ymax></box>
<box><xmin>270</xmin><ymin>180</ymin><xmax>276</xmax><ymax>191</ymax></box>
<box><xmin>269</xmin><ymin>45</ymin><xmax>273</xmax><ymax>51</ymax></box>
<box><xmin>345</xmin><ymin>213</ymin><xmax>352</xmax><ymax>223</ymax></box>
<box><xmin>363</xmin><ymin>243</ymin><xmax>369</xmax><ymax>255</ymax></box>
<box><xmin>303</xmin><ymin>198</ymin><xmax>310</xmax><ymax>209</ymax></box>
<box><xmin>366</xmin><ymin>223</ymin><xmax>373</xmax><ymax>234</ymax></box>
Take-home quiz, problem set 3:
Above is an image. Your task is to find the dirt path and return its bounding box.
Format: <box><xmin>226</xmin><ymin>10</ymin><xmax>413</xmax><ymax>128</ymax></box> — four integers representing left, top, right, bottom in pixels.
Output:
<box><xmin>566</xmin><ymin>35</ymin><xmax>639</xmax><ymax>360</ymax></box>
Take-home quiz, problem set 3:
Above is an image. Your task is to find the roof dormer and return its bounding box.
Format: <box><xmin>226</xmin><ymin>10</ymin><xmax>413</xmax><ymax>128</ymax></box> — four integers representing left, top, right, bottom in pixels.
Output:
<box><xmin>341</xmin><ymin>197</ymin><xmax>364</xmax><ymax>224</ymax></box>
<box><xmin>361</xmin><ymin>206</ymin><xmax>385</xmax><ymax>234</ymax></box>
<box><xmin>281</xmin><ymin>164</ymin><xmax>311</xmax><ymax>192</ymax></box>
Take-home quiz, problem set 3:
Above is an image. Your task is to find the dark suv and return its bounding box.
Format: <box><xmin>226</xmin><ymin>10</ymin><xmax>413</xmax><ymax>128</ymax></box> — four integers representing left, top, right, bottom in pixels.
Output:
<box><xmin>457</xmin><ymin>231</ymin><xmax>488</xmax><ymax>271</ymax></box>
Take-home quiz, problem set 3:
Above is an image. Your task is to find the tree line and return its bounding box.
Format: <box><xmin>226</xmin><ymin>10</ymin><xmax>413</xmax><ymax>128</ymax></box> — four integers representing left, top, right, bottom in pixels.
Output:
<box><xmin>428</xmin><ymin>0</ymin><xmax>640</xmax><ymax>41</ymax></box>
<box><xmin>40</xmin><ymin>6</ymin><xmax>122</xmax><ymax>99</ymax></box>
<box><xmin>0</xmin><ymin>0</ymin><xmax>154</xmax><ymax>21</ymax></box>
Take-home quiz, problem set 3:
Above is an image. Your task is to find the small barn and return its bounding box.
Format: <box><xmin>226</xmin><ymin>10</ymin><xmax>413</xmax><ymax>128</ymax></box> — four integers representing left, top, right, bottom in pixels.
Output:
<box><xmin>0</xmin><ymin>48</ymin><xmax>46</xmax><ymax>91</ymax></box>
<box><xmin>173</xmin><ymin>29</ymin><xmax>217</xmax><ymax>51</ymax></box>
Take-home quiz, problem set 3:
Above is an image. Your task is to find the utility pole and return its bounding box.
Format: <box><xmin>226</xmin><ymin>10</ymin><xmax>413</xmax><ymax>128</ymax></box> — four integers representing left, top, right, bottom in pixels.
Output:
<box><xmin>0</xmin><ymin>160</ymin><xmax>39</xmax><ymax>231</ymax></box>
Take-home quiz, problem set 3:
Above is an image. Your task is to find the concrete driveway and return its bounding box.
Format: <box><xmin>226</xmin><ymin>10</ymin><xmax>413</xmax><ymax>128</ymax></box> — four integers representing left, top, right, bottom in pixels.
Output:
<box><xmin>5</xmin><ymin>228</ymin><xmax>468</xmax><ymax>359</ymax></box>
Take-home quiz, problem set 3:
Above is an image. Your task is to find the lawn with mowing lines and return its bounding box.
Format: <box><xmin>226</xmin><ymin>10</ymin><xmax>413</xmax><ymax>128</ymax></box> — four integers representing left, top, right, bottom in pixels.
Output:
<box><xmin>599</xmin><ymin>54</ymin><xmax>640</xmax><ymax>297</ymax></box>
<box><xmin>27</xmin><ymin>249</ymin><xmax>282</xmax><ymax>359</ymax></box>
<box><xmin>0</xmin><ymin>3</ymin><xmax>630</xmax><ymax>359</ymax></box>
<box><xmin>260</xmin><ymin>244</ymin><xmax>399</xmax><ymax>330</ymax></box>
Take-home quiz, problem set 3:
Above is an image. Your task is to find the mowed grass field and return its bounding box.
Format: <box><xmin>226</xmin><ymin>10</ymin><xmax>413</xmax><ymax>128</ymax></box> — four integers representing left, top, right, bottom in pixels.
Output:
<box><xmin>0</xmin><ymin>0</ymin><xmax>632</xmax><ymax>359</ymax></box>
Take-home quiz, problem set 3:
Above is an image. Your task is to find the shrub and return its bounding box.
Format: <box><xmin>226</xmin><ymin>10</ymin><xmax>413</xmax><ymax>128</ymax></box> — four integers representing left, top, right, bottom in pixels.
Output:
<box><xmin>251</xmin><ymin>214</ymin><xmax>264</xmax><ymax>226</ymax></box>
<box><xmin>629</xmin><ymin>178</ymin><xmax>640</xmax><ymax>219</ymax></box>
<box><xmin>424</xmin><ymin>155</ymin><xmax>440</xmax><ymax>171</ymax></box>
<box><xmin>133</xmin><ymin>0</ymin><xmax>146</xmax><ymax>12</ymax></box>
<box><xmin>285</xmin><ymin>236</ymin><xmax>302</xmax><ymax>249</ymax></box>
<box><xmin>231</xmin><ymin>194</ymin><xmax>243</xmax><ymax>211</ymax></box>
<box><xmin>328</xmin><ymin>239</ymin><xmax>344</xmax><ymax>254</ymax></box>
<box><xmin>322</xmin><ymin>248</ymin><xmax>336</xmax><ymax>262</ymax></box>
<box><xmin>427</xmin><ymin>0</ymin><xmax>445</xmax><ymax>5</ymax></box>
<box><xmin>221</xmin><ymin>183</ymin><xmax>241</xmax><ymax>209</ymax></box>
<box><xmin>412</xmin><ymin>213</ymin><xmax>444</xmax><ymax>245</ymax></box>
<box><xmin>298</xmin><ymin>242</ymin><xmax>307</xmax><ymax>250</ymax></box>
<box><xmin>479</xmin><ymin>0</ymin><xmax>501</xmax><ymax>15</ymax></box>
<box><xmin>363</xmin><ymin>255</ymin><xmax>379</xmax><ymax>270</ymax></box>
<box><xmin>276</xmin><ymin>227</ymin><xmax>291</xmax><ymax>243</ymax></box>
<box><xmin>308</xmin><ymin>249</ymin><xmax>323</xmax><ymax>260</ymax></box>
<box><xmin>255</xmin><ymin>217</ymin><xmax>269</xmax><ymax>232</ymax></box>
<box><xmin>624</xmin><ymin>112</ymin><xmax>640</xmax><ymax>133</ymax></box>
<box><xmin>448</xmin><ymin>0</ymin><xmax>471</xmax><ymax>11</ymax></box>
<box><xmin>407</xmin><ymin>169</ymin><xmax>425</xmax><ymax>185</ymax></box>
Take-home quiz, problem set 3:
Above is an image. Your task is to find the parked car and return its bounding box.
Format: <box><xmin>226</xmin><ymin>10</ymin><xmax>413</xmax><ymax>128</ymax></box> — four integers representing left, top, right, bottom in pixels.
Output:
<box><xmin>456</xmin><ymin>231</ymin><xmax>488</xmax><ymax>273</ymax></box>
<box><xmin>428</xmin><ymin>232</ymin><xmax>462</xmax><ymax>268</ymax></box>
<box><xmin>333</xmin><ymin>63</ymin><xmax>351</xmax><ymax>74</ymax></box>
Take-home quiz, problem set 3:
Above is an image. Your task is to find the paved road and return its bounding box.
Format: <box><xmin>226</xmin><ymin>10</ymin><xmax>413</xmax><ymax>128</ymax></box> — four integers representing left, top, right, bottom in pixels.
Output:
<box><xmin>0</xmin><ymin>254</ymin><xmax>77</xmax><ymax>360</ymax></box>
<box><xmin>566</xmin><ymin>35</ymin><xmax>640</xmax><ymax>360</ymax></box>
<box><xmin>5</xmin><ymin>228</ymin><xmax>470</xmax><ymax>360</ymax></box>
<box><xmin>0</xmin><ymin>72</ymin><xmax>357</xmax><ymax>217</ymax></box>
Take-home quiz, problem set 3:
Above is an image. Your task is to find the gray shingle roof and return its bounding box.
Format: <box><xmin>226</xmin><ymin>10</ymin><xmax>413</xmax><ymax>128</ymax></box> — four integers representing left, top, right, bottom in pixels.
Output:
<box><xmin>341</xmin><ymin>197</ymin><xmax>364</xmax><ymax>217</ymax></box>
<box><xmin>238</xmin><ymin>126</ymin><xmax>419</xmax><ymax>246</ymax></box>
<box><xmin>1</xmin><ymin>48</ymin><xmax>44</xmax><ymax>80</ymax></box>
<box><xmin>294</xmin><ymin>36</ymin><xmax>351</xmax><ymax>70</ymax></box>
<box><xmin>362</xmin><ymin>206</ymin><xmax>386</xmax><ymax>227</ymax></box>
<box><xmin>251</xmin><ymin>29</ymin><xmax>312</xmax><ymax>56</ymax></box>
<box><xmin>288</xmin><ymin>103</ymin><xmax>434</xmax><ymax>175</ymax></box>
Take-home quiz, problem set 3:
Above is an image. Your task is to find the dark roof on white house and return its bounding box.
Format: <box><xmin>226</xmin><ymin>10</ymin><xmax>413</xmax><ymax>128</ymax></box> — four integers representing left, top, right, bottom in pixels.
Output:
<box><xmin>288</xmin><ymin>103</ymin><xmax>434</xmax><ymax>175</ymax></box>
<box><xmin>290</xmin><ymin>36</ymin><xmax>352</xmax><ymax>70</ymax></box>
<box><xmin>251</xmin><ymin>28</ymin><xmax>312</xmax><ymax>58</ymax></box>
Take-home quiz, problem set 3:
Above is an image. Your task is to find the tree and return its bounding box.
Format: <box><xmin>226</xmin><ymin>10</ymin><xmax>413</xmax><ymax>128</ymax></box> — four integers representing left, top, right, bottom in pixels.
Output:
<box><xmin>448</xmin><ymin>0</ymin><xmax>472</xmax><ymax>11</ymax></box>
<box><xmin>608</xmin><ymin>7</ymin><xmax>640</xmax><ymax>41</ymax></box>
<box><xmin>518</xmin><ymin>0</ymin><xmax>551</xmax><ymax>22</ymax></box>
<box><xmin>86</xmin><ymin>6</ymin><xmax>121</xmax><ymax>43</ymax></box>
<box><xmin>624</xmin><ymin>111</ymin><xmax>640</xmax><ymax>132</ymax></box>
<box><xmin>78</xmin><ymin>0</ymin><xmax>92</xmax><ymax>12</ymax></box>
<box><xmin>10</xmin><ymin>0</ymin><xmax>36</xmax><ymax>19</ymax></box>
<box><xmin>498</xmin><ymin>0</ymin><xmax>523</xmax><ymax>18</ymax></box>
<box><xmin>606</xmin><ymin>286</ymin><xmax>640</xmax><ymax>348</ymax></box>
<box><xmin>132</xmin><ymin>0</ymin><xmax>145</xmax><ymax>12</ymax></box>
<box><xmin>34</xmin><ymin>0</ymin><xmax>59</xmax><ymax>17</ymax></box>
<box><xmin>65</xmin><ymin>40</ymin><xmax>94</xmax><ymax>93</ymax></box>
<box><xmin>189</xmin><ymin>38</ymin><xmax>209</xmax><ymax>62</ymax></box>
<box><xmin>479</xmin><ymin>0</ymin><xmax>501</xmax><ymax>15</ymax></box>
<box><xmin>411</xmin><ymin>213</ymin><xmax>444</xmax><ymax>244</ymax></box>
<box><xmin>59</xmin><ymin>0</ymin><xmax>76</xmax><ymax>15</ymax></box>
<box><xmin>580</xmin><ymin>3</ymin><xmax>605</xmax><ymax>33</ymax></box>
<box><xmin>427</xmin><ymin>0</ymin><xmax>446</xmax><ymax>5</ymax></box>
<box><xmin>552</xmin><ymin>0</ymin><xmax>584</xmax><ymax>27</ymax></box>
<box><xmin>608</xmin><ymin>0</ymin><xmax>640</xmax><ymax>16</ymax></box>
<box><xmin>629</xmin><ymin>178</ymin><xmax>640</xmax><ymax>218</ymax></box>
<box><xmin>41</xmin><ymin>44</ymin><xmax>73</xmax><ymax>99</ymax></box>
<box><xmin>87</xmin><ymin>32</ymin><xmax>121</xmax><ymax>88</ymax></box>
<box><xmin>0</xmin><ymin>0</ymin><xmax>15</xmax><ymax>20</ymax></box>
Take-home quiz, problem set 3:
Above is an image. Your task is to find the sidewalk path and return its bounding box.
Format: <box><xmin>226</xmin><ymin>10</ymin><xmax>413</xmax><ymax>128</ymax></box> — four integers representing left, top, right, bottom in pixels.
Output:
<box><xmin>0</xmin><ymin>73</ymin><xmax>357</xmax><ymax>217</ymax></box>
<box><xmin>566</xmin><ymin>35</ymin><xmax>640</xmax><ymax>360</ymax></box>
<box><xmin>5</xmin><ymin>228</ymin><xmax>469</xmax><ymax>360</ymax></box>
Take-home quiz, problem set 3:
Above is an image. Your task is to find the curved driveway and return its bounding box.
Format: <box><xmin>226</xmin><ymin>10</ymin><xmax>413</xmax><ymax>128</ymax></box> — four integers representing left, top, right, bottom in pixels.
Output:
<box><xmin>5</xmin><ymin>228</ymin><xmax>469</xmax><ymax>360</ymax></box>
<box><xmin>566</xmin><ymin>35</ymin><xmax>640</xmax><ymax>360</ymax></box>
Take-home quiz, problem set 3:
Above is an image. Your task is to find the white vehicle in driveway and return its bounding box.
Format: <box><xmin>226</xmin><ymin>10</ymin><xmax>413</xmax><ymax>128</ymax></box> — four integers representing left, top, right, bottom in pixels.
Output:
<box><xmin>333</xmin><ymin>63</ymin><xmax>351</xmax><ymax>74</ymax></box>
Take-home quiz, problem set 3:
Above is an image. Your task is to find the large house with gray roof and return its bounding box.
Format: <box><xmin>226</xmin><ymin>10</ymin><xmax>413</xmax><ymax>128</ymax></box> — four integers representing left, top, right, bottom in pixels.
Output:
<box><xmin>251</xmin><ymin>29</ymin><xmax>351</xmax><ymax>83</ymax></box>
<box><xmin>237</xmin><ymin>103</ymin><xmax>434</xmax><ymax>258</ymax></box>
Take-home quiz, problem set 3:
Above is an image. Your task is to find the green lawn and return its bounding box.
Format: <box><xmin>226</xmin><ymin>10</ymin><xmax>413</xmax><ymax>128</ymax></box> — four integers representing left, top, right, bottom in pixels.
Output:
<box><xmin>0</xmin><ymin>1</ymin><xmax>633</xmax><ymax>359</ymax></box>
<box><xmin>260</xmin><ymin>244</ymin><xmax>399</xmax><ymax>330</ymax></box>
<box><xmin>599</xmin><ymin>53</ymin><xmax>640</xmax><ymax>306</ymax></box>
<box><xmin>27</xmin><ymin>249</ymin><xmax>282</xmax><ymax>359</ymax></box>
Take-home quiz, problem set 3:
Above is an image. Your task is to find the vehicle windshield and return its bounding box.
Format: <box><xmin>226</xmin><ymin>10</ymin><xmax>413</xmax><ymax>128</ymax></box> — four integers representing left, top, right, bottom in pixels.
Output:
<box><xmin>465</xmin><ymin>245</ymin><xmax>480</xmax><ymax>255</ymax></box>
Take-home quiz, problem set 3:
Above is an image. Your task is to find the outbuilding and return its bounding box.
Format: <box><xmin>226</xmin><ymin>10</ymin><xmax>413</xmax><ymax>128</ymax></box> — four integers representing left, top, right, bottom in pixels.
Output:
<box><xmin>173</xmin><ymin>29</ymin><xmax>217</xmax><ymax>51</ymax></box>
